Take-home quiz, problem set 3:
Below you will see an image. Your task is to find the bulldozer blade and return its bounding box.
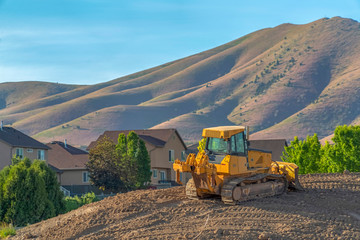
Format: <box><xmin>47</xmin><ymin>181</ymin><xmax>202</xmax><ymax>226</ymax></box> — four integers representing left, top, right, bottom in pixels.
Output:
<box><xmin>291</xmin><ymin>178</ymin><xmax>304</xmax><ymax>191</ymax></box>
<box><xmin>191</xmin><ymin>173</ymin><xmax>210</xmax><ymax>191</ymax></box>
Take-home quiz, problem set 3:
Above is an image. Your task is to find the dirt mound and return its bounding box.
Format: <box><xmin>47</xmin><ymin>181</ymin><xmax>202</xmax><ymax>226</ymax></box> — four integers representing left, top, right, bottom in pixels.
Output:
<box><xmin>13</xmin><ymin>173</ymin><xmax>360</xmax><ymax>239</ymax></box>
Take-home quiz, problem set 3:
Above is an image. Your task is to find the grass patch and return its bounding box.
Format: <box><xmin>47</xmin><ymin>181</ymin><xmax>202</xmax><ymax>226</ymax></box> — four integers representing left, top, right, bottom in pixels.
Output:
<box><xmin>0</xmin><ymin>223</ymin><xmax>16</xmax><ymax>239</ymax></box>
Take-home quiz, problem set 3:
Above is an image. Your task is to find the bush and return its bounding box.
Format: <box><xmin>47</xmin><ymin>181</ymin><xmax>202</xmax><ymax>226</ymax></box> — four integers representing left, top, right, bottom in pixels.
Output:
<box><xmin>0</xmin><ymin>222</ymin><xmax>16</xmax><ymax>238</ymax></box>
<box><xmin>0</xmin><ymin>158</ymin><xmax>65</xmax><ymax>226</ymax></box>
<box><xmin>64</xmin><ymin>192</ymin><xmax>98</xmax><ymax>212</ymax></box>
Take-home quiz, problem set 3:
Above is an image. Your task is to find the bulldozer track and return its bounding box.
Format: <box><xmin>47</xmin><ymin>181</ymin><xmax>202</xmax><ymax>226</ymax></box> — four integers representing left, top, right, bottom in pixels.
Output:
<box><xmin>221</xmin><ymin>173</ymin><xmax>288</xmax><ymax>205</ymax></box>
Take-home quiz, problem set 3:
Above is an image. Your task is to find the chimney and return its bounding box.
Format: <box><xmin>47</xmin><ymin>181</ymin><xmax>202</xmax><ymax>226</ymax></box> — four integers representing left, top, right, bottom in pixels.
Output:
<box><xmin>64</xmin><ymin>139</ymin><xmax>67</xmax><ymax>148</ymax></box>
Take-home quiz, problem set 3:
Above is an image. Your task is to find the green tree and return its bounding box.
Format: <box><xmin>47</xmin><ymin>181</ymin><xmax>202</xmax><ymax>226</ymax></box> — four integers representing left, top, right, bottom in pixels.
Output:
<box><xmin>87</xmin><ymin>136</ymin><xmax>126</xmax><ymax>192</ymax></box>
<box><xmin>31</xmin><ymin>160</ymin><xmax>65</xmax><ymax>217</ymax></box>
<box><xmin>116</xmin><ymin>132</ymin><xmax>151</xmax><ymax>189</ymax></box>
<box><xmin>0</xmin><ymin>158</ymin><xmax>64</xmax><ymax>226</ymax></box>
<box><xmin>134</xmin><ymin>139</ymin><xmax>151</xmax><ymax>188</ymax></box>
<box><xmin>281</xmin><ymin>134</ymin><xmax>321</xmax><ymax>174</ymax></box>
<box><xmin>330</xmin><ymin>125</ymin><xmax>360</xmax><ymax>172</ymax></box>
<box><xmin>319</xmin><ymin>142</ymin><xmax>339</xmax><ymax>173</ymax></box>
<box><xmin>87</xmin><ymin>132</ymin><xmax>151</xmax><ymax>191</ymax></box>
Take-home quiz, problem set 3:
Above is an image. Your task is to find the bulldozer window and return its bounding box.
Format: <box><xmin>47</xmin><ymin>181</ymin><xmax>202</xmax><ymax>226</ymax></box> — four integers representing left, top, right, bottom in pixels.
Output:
<box><xmin>230</xmin><ymin>132</ymin><xmax>245</xmax><ymax>154</ymax></box>
<box><xmin>207</xmin><ymin>137</ymin><xmax>228</xmax><ymax>154</ymax></box>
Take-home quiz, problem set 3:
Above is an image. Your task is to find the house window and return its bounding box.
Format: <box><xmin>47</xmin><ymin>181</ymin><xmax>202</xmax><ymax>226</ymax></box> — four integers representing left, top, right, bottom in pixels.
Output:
<box><xmin>82</xmin><ymin>171</ymin><xmax>89</xmax><ymax>183</ymax></box>
<box><xmin>153</xmin><ymin>169</ymin><xmax>158</xmax><ymax>178</ymax></box>
<box><xmin>15</xmin><ymin>148</ymin><xmax>23</xmax><ymax>158</ymax></box>
<box><xmin>37</xmin><ymin>150</ymin><xmax>45</xmax><ymax>160</ymax></box>
<box><xmin>27</xmin><ymin>149</ymin><xmax>33</xmax><ymax>153</ymax></box>
<box><xmin>160</xmin><ymin>171</ymin><xmax>166</xmax><ymax>181</ymax></box>
<box><xmin>181</xmin><ymin>150</ymin><xmax>186</xmax><ymax>161</ymax></box>
<box><xmin>169</xmin><ymin>149</ymin><xmax>174</xmax><ymax>162</ymax></box>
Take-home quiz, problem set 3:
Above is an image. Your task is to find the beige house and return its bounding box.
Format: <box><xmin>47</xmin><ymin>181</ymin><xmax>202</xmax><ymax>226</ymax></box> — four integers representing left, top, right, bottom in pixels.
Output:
<box><xmin>0</xmin><ymin>126</ymin><xmax>50</xmax><ymax>170</ymax></box>
<box><xmin>88</xmin><ymin>129</ymin><xmax>190</xmax><ymax>187</ymax></box>
<box><xmin>47</xmin><ymin>141</ymin><xmax>94</xmax><ymax>196</ymax></box>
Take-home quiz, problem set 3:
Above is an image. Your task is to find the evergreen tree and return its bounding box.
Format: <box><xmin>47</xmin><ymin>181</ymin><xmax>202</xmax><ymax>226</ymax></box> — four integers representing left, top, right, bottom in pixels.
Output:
<box><xmin>31</xmin><ymin>160</ymin><xmax>65</xmax><ymax>216</ymax></box>
<box><xmin>0</xmin><ymin>158</ymin><xmax>64</xmax><ymax>226</ymax></box>
<box><xmin>135</xmin><ymin>139</ymin><xmax>151</xmax><ymax>189</ymax></box>
<box><xmin>116</xmin><ymin>132</ymin><xmax>151</xmax><ymax>189</ymax></box>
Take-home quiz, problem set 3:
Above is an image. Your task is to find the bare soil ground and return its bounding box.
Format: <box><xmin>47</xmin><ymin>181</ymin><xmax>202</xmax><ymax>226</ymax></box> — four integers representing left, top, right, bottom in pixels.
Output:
<box><xmin>12</xmin><ymin>173</ymin><xmax>360</xmax><ymax>239</ymax></box>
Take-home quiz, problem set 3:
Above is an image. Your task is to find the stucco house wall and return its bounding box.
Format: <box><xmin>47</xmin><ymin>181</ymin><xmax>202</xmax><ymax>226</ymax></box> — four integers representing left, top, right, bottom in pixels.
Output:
<box><xmin>11</xmin><ymin>147</ymin><xmax>48</xmax><ymax>162</ymax></box>
<box><xmin>58</xmin><ymin>169</ymin><xmax>89</xmax><ymax>186</ymax></box>
<box><xmin>0</xmin><ymin>141</ymin><xmax>12</xmax><ymax>170</ymax></box>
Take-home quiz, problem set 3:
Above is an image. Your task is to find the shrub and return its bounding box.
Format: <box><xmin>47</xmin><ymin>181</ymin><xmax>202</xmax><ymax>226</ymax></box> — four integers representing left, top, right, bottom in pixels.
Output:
<box><xmin>0</xmin><ymin>158</ymin><xmax>65</xmax><ymax>226</ymax></box>
<box><xmin>0</xmin><ymin>222</ymin><xmax>16</xmax><ymax>238</ymax></box>
<box><xmin>64</xmin><ymin>192</ymin><xmax>98</xmax><ymax>212</ymax></box>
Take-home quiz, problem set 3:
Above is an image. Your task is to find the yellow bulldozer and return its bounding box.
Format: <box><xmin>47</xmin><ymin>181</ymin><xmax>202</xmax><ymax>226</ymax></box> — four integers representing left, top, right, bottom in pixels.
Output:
<box><xmin>173</xmin><ymin>126</ymin><xmax>303</xmax><ymax>204</ymax></box>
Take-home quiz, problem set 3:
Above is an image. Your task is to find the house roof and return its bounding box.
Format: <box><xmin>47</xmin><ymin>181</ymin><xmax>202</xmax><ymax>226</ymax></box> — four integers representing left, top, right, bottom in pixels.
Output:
<box><xmin>87</xmin><ymin>129</ymin><xmax>187</xmax><ymax>150</ymax></box>
<box><xmin>48</xmin><ymin>163</ymin><xmax>64</xmax><ymax>174</ymax></box>
<box><xmin>185</xmin><ymin>143</ymin><xmax>199</xmax><ymax>154</ymax></box>
<box><xmin>0</xmin><ymin>126</ymin><xmax>50</xmax><ymax>150</ymax></box>
<box><xmin>50</xmin><ymin>141</ymin><xmax>88</xmax><ymax>155</ymax></box>
<box><xmin>138</xmin><ymin>135</ymin><xmax>166</xmax><ymax>147</ymax></box>
<box><xmin>47</xmin><ymin>141</ymin><xmax>88</xmax><ymax>170</ymax></box>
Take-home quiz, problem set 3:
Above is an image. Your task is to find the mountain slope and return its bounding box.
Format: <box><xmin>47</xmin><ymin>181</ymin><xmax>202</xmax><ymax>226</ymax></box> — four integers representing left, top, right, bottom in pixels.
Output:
<box><xmin>1</xmin><ymin>17</ymin><xmax>359</xmax><ymax>146</ymax></box>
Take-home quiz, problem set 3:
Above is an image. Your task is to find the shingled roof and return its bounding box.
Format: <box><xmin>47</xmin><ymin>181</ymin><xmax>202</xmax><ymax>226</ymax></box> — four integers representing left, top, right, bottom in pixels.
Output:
<box><xmin>87</xmin><ymin>129</ymin><xmax>186</xmax><ymax>150</ymax></box>
<box><xmin>47</xmin><ymin>141</ymin><xmax>88</xmax><ymax>169</ymax></box>
<box><xmin>0</xmin><ymin>127</ymin><xmax>50</xmax><ymax>149</ymax></box>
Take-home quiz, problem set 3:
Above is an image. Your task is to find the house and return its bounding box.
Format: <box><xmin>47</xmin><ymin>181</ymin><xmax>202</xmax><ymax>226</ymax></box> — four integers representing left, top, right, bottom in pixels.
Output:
<box><xmin>248</xmin><ymin>139</ymin><xmax>288</xmax><ymax>161</ymax></box>
<box><xmin>0</xmin><ymin>126</ymin><xmax>50</xmax><ymax>170</ymax></box>
<box><xmin>88</xmin><ymin>129</ymin><xmax>190</xmax><ymax>187</ymax></box>
<box><xmin>46</xmin><ymin>141</ymin><xmax>96</xmax><ymax>196</ymax></box>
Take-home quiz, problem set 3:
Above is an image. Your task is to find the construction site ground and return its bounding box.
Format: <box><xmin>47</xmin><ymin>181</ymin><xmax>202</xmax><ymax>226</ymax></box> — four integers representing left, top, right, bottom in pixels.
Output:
<box><xmin>12</xmin><ymin>173</ymin><xmax>360</xmax><ymax>239</ymax></box>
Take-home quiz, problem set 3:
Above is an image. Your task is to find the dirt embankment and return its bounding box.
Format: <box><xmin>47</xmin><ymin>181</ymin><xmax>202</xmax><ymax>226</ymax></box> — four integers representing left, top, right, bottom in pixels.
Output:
<box><xmin>13</xmin><ymin>173</ymin><xmax>360</xmax><ymax>239</ymax></box>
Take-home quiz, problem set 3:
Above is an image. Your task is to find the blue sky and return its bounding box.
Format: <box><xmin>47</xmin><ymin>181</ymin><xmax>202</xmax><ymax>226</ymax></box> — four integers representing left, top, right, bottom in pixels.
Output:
<box><xmin>0</xmin><ymin>0</ymin><xmax>359</xmax><ymax>85</ymax></box>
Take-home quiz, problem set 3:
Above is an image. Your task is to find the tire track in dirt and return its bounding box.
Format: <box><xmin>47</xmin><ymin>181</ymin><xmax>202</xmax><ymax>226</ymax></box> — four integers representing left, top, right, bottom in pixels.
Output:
<box><xmin>11</xmin><ymin>173</ymin><xmax>360</xmax><ymax>240</ymax></box>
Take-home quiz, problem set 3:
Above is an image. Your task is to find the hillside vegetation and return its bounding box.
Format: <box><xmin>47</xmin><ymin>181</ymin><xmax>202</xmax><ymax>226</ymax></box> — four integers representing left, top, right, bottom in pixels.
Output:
<box><xmin>0</xmin><ymin>17</ymin><xmax>359</xmax><ymax>146</ymax></box>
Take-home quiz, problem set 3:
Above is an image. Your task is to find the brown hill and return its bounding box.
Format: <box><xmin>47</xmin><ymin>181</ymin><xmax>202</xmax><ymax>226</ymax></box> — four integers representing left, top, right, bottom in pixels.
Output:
<box><xmin>0</xmin><ymin>17</ymin><xmax>359</xmax><ymax>146</ymax></box>
<box><xmin>11</xmin><ymin>173</ymin><xmax>360</xmax><ymax>239</ymax></box>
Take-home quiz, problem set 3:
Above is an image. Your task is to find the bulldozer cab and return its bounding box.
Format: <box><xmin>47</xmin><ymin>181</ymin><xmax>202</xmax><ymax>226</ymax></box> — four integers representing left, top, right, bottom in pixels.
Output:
<box><xmin>206</xmin><ymin>132</ymin><xmax>247</xmax><ymax>161</ymax></box>
<box><xmin>204</xmin><ymin>126</ymin><xmax>249</xmax><ymax>164</ymax></box>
